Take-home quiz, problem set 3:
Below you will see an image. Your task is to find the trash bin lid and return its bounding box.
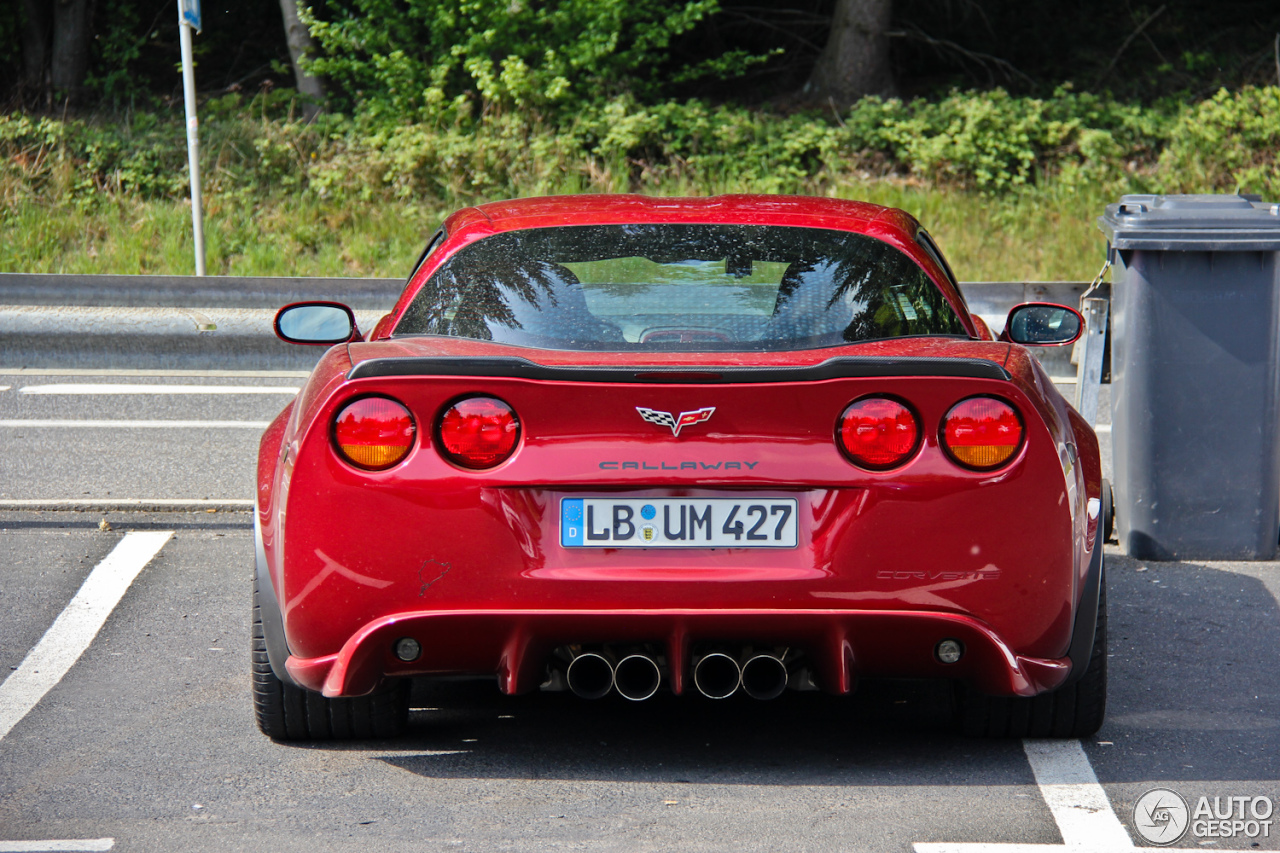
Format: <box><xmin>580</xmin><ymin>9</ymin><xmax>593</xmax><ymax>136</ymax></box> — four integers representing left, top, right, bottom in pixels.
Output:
<box><xmin>1098</xmin><ymin>194</ymin><xmax>1280</xmax><ymax>251</ymax></box>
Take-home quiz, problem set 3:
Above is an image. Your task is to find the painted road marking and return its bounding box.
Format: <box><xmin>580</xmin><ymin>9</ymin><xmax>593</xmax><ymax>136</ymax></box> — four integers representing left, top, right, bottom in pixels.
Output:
<box><xmin>1095</xmin><ymin>424</ymin><xmax>1111</xmax><ymax>433</ymax></box>
<box><xmin>0</xmin><ymin>368</ymin><xmax>308</xmax><ymax>378</ymax></box>
<box><xmin>0</xmin><ymin>499</ymin><xmax>252</xmax><ymax>511</ymax></box>
<box><xmin>20</xmin><ymin>384</ymin><xmax>299</xmax><ymax>395</ymax></box>
<box><xmin>0</xmin><ymin>531</ymin><xmax>172</xmax><ymax>743</ymax></box>
<box><xmin>0</xmin><ymin>386</ymin><xmax>9</xmax><ymax>392</ymax></box>
<box><xmin>914</xmin><ymin>739</ymin><xmax>1206</xmax><ymax>852</ymax></box>
<box><xmin>0</xmin><ymin>419</ymin><xmax>270</xmax><ymax>429</ymax></box>
<box><xmin>0</xmin><ymin>840</ymin><xmax>114</xmax><ymax>852</ymax></box>
<box><xmin>1023</xmin><ymin>739</ymin><xmax>1132</xmax><ymax>848</ymax></box>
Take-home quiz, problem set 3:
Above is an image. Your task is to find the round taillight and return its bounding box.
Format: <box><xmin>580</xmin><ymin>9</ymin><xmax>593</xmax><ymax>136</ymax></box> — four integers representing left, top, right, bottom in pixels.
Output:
<box><xmin>942</xmin><ymin>396</ymin><xmax>1024</xmax><ymax>470</ymax></box>
<box><xmin>333</xmin><ymin>396</ymin><xmax>416</xmax><ymax>470</ymax></box>
<box><xmin>437</xmin><ymin>396</ymin><xmax>520</xmax><ymax>469</ymax></box>
<box><xmin>837</xmin><ymin>397</ymin><xmax>920</xmax><ymax>470</ymax></box>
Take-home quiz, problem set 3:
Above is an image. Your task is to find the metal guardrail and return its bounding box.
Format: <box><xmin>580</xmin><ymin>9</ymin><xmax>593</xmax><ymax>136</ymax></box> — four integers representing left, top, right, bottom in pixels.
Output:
<box><xmin>0</xmin><ymin>273</ymin><xmax>401</xmax><ymax>309</ymax></box>
<box><xmin>0</xmin><ymin>274</ymin><xmax>1106</xmax><ymax>375</ymax></box>
<box><xmin>0</xmin><ymin>273</ymin><xmax>401</xmax><ymax>369</ymax></box>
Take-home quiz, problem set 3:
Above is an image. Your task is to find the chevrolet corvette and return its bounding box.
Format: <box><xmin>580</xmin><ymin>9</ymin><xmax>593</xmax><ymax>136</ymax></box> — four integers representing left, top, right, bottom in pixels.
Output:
<box><xmin>253</xmin><ymin>194</ymin><xmax>1107</xmax><ymax>740</ymax></box>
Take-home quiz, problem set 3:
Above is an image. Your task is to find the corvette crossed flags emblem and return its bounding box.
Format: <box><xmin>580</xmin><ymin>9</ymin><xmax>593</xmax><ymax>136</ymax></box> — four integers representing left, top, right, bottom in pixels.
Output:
<box><xmin>635</xmin><ymin>406</ymin><xmax>716</xmax><ymax>437</ymax></box>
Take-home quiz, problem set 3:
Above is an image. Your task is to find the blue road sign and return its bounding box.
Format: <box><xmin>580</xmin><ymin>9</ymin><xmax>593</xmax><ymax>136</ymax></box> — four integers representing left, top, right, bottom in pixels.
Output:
<box><xmin>180</xmin><ymin>0</ymin><xmax>201</xmax><ymax>32</ymax></box>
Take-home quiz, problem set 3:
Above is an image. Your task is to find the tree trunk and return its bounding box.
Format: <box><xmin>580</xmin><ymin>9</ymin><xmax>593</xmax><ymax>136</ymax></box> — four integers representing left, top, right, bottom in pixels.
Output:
<box><xmin>805</xmin><ymin>0</ymin><xmax>896</xmax><ymax>108</ymax></box>
<box><xmin>50</xmin><ymin>0</ymin><xmax>95</xmax><ymax>104</ymax></box>
<box><xmin>278</xmin><ymin>0</ymin><xmax>326</xmax><ymax>120</ymax></box>
<box><xmin>19</xmin><ymin>0</ymin><xmax>53</xmax><ymax>103</ymax></box>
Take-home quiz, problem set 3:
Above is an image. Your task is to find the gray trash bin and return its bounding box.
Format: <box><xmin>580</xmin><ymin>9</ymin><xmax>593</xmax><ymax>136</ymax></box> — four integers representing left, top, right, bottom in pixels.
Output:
<box><xmin>1099</xmin><ymin>194</ymin><xmax>1280</xmax><ymax>560</ymax></box>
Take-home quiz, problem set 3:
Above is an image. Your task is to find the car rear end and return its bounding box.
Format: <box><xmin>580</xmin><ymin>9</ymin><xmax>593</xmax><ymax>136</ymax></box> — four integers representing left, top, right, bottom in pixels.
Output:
<box><xmin>256</xmin><ymin>198</ymin><xmax>1101</xmax><ymax>735</ymax></box>
<box><xmin>265</xmin><ymin>342</ymin><xmax>1088</xmax><ymax>704</ymax></box>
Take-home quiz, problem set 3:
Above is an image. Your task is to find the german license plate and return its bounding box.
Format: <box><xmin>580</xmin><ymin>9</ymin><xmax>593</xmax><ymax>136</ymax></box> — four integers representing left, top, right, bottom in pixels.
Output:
<box><xmin>560</xmin><ymin>497</ymin><xmax>798</xmax><ymax>548</ymax></box>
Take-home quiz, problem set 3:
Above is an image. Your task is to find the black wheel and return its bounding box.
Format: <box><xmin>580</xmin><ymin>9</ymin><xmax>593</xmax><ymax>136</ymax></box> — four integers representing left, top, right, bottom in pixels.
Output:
<box><xmin>957</xmin><ymin>579</ymin><xmax>1107</xmax><ymax>738</ymax></box>
<box><xmin>252</xmin><ymin>575</ymin><xmax>410</xmax><ymax>740</ymax></box>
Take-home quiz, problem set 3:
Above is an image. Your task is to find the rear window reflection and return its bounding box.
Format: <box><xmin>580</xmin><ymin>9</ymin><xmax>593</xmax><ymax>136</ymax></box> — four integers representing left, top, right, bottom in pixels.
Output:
<box><xmin>395</xmin><ymin>224</ymin><xmax>967</xmax><ymax>351</ymax></box>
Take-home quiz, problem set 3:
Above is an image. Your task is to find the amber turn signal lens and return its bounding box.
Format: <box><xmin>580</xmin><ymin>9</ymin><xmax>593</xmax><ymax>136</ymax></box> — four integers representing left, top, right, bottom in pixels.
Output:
<box><xmin>838</xmin><ymin>397</ymin><xmax>920</xmax><ymax>470</ymax></box>
<box><xmin>333</xmin><ymin>396</ymin><xmax>416</xmax><ymax>470</ymax></box>
<box><xmin>437</xmin><ymin>396</ymin><xmax>520</xmax><ymax>469</ymax></box>
<box><xmin>942</xmin><ymin>396</ymin><xmax>1024</xmax><ymax>469</ymax></box>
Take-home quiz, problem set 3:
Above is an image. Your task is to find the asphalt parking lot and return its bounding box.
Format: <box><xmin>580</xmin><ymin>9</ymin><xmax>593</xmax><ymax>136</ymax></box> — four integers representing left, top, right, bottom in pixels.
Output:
<box><xmin>1</xmin><ymin>370</ymin><xmax>1277</xmax><ymax>852</ymax></box>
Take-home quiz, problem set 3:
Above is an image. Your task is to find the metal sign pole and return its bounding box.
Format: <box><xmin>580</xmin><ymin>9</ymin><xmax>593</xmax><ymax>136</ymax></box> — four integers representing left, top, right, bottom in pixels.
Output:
<box><xmin>178</xmin><ymin>1</ymin><xmax>206</xmax><ymax>277</ymax></box>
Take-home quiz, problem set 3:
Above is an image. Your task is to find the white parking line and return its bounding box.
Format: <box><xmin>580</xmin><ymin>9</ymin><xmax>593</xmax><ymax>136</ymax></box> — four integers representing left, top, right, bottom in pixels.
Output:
<box><xmin>914</xmin><ymin>740</ymin><xmax>1205</xmax><ymax>852</ymax></box>
<box><xmin>0</xmin><ymin>499</ymin><xmax>253</xmax><ymax>511</ymax></box>
<box><xmin>0</xmin><ymin>840</ymin><xmax>114</xmax><ymax>852</ymax></box>
<box><xmin>0</xmin><ymin>531</ymin><xmax>172</xmax><ymax>743</ymax></box>
<box><xmin>0</xmin><ymin>386</ymin><xmax>10</xmax><ymax>392</ymax></box>
<box><xmin>1022</xmin><ymin>739</ymin><xmax>1133</xmax><ymax>849</ymax></box>
<box><xmin>20</xmin><ymin>384</ymin><xmax>300</xmax><ymax>395</ymax></box>
<box><xmin>1095</xmin><ymin>424</ymin><xmax>1112</xmax><ymax>433</ymax></box>
<box><xmin>0</xmin><ymin>419</ymin><xmax>270</xmax><ymax>429</ymax></box>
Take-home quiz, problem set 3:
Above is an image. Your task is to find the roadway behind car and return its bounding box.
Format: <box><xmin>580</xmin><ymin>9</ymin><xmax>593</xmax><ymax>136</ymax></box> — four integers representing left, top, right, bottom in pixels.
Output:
<box><xmin>0</xmin><ymin>369</ymin><xmax>303</xmax><ymax>504</ymax></box>
<box><xmin>0</xmin><ymin>369</ymin><xmax>1107</xmax><ymax>505</ymax></box>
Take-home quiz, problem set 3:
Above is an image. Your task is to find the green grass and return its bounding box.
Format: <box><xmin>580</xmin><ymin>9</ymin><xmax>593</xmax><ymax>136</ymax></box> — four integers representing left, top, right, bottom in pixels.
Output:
<box><xmin>0</xmin><ymin>195</ymin><xmax>444</xmax><ymax>278</ymax></box>
<box><xmin>0</xmin><ymin>179</ymin><xmax>1116</xmax><ymax>282</ymax></box>
<box><xmin>836</xmin><ymin>180</ymin><xmax>1116</xmax><ymax>282</ymax></box>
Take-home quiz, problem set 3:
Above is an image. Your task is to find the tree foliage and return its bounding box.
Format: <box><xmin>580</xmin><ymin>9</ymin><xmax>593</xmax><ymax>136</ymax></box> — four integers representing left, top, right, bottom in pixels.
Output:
<box><xmin>3</xmin><ymin>0</ymin><xmax>1280</xmax><ymax>114</ymax></box>
<box><xmin>302</xmin><ymin>0</ymin><xmax>768</xmax><ymax>120</ymax></box>
<box><xmin>3</xmin><ymin>0</ymin><xmax>298</xmax><ymax>111</ymax></box>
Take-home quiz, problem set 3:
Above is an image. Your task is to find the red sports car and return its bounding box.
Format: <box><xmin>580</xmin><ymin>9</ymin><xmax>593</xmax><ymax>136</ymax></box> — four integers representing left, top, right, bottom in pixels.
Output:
<box><xmin>253</xmin><ymin>194</ymin><xmax>1107</xmax><ymax>740</ymax></box>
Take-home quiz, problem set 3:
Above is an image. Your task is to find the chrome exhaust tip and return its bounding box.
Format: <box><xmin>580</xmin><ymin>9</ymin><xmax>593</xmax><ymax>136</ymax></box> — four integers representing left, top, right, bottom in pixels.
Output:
<box><xmin>693</xmin><ymin>652</ymin><xmax>741</xmax><ymax>699</ymax></box>
<box><xmin>613</xmin><ymin>654</ymin><xmax>662</xmax><ymax>701</ymax></box>
<box><xmin>740</xmin><ymin>654</ymin><xmax>788</xmax><ymax>700</ymax></box>
<box><xmin>566</xmin><ymin>652</ymin><xmax>614</xmax><ymax>700</ymax></box>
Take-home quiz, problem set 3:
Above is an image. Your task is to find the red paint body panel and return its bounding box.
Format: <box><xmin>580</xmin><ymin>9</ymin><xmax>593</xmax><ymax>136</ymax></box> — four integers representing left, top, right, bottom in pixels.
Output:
<box><xmin>283</xmin><ymin>610</ymin><xmax>1070</xmax><ymax>699</ymax></box>
<box><xmin>257</xmin><ymin>194</ymin><xmax>1101</xmax><ymax>700</ymax></box>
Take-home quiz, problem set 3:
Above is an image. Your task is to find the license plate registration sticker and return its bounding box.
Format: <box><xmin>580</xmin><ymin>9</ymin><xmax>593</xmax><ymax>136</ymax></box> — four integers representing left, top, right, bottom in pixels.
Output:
<box><xmin>560</xmin><ymin>497</ymin><xmax>798</xmax><ymax>548</ymax></box>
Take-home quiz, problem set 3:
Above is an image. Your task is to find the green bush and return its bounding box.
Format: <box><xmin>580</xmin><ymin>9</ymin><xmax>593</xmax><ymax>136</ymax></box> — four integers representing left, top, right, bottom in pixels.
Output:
<box><xmin>303</xmin><ymin>0</ymin><xmax>766</xmax><ymax>120</ymax></box>
<box><xmin>1159</xmin><ymin>87</ymin><xmax>1280</xmax><ymax>198</ymax></box>
<box><xmin>4</xmin><ymin>87</ymin><xmax>1278</xmax><ymax>214</ymax></box>
<box><xmin>842</xmin><ymin>87</ymin><xmax>1174</xmax><ymax>192</ymax></box>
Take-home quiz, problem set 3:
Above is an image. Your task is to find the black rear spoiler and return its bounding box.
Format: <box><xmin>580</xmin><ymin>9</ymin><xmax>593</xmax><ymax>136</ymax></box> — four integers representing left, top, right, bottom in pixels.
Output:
<box><xmin>347</xmin><ymin>355</ymin><xmax>1010</xmax><ymax>383</ymax></box>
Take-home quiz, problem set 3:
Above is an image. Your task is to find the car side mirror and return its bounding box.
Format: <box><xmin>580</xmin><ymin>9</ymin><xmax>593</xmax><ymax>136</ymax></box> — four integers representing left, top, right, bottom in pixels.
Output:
<box><xmin>273</xmin><ymin>302</ymin><xmax>358</xmax><ymax>345</ymax></box>
<box><xmin>1001</xmin><ymin>303</ymin><xmax>1084</xmax><ymax>347</ymax></box>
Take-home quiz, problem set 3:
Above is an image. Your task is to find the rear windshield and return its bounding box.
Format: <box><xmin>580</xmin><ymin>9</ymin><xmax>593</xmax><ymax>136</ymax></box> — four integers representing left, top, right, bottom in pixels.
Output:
<box><xmin>395</xmin><ymin>224</ymin><xmax>967</xmax><ymax>351</ymax></box>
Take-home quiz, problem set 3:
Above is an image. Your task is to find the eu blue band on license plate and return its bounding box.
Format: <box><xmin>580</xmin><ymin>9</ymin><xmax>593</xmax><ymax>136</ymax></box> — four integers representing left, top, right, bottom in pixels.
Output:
<box><xmin>560</xmin><ymin>497</ymin><xmax>798</xmax><ymax>548</ymax></box>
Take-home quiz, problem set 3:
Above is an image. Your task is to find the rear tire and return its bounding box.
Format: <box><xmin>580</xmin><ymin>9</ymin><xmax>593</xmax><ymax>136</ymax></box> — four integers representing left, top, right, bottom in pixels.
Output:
<box><xmin>957</xmin><ymin>579</ymin><xmax>1107</xmax><ymax>738</ymax></box>
<box><xmin>252</xmin><ymin>575</ymin><xmax>409</xmax><ymax>740</ymax></box>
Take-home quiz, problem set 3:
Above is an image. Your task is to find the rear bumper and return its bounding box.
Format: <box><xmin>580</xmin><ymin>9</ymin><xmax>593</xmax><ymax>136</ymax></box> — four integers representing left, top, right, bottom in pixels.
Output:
<box><xmin>284</xmin><ymin>607</ymin><xmax>1071</xmax><ymax>699</ymax></box>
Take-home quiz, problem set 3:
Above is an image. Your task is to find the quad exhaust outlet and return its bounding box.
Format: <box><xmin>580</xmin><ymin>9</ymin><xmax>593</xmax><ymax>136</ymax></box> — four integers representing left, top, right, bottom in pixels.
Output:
<box><xmin>556</xmin><ymin>646</ymin><xmax>793</xmax><ymax>700</ymax></box>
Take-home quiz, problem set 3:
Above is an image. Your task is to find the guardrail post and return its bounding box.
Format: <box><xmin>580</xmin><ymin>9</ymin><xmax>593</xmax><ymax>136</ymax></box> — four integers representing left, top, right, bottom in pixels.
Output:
<box><xmin>1074</xmin><ymin>297</ymin><xmax>1109</xmax><ymax>425</ymax></box>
